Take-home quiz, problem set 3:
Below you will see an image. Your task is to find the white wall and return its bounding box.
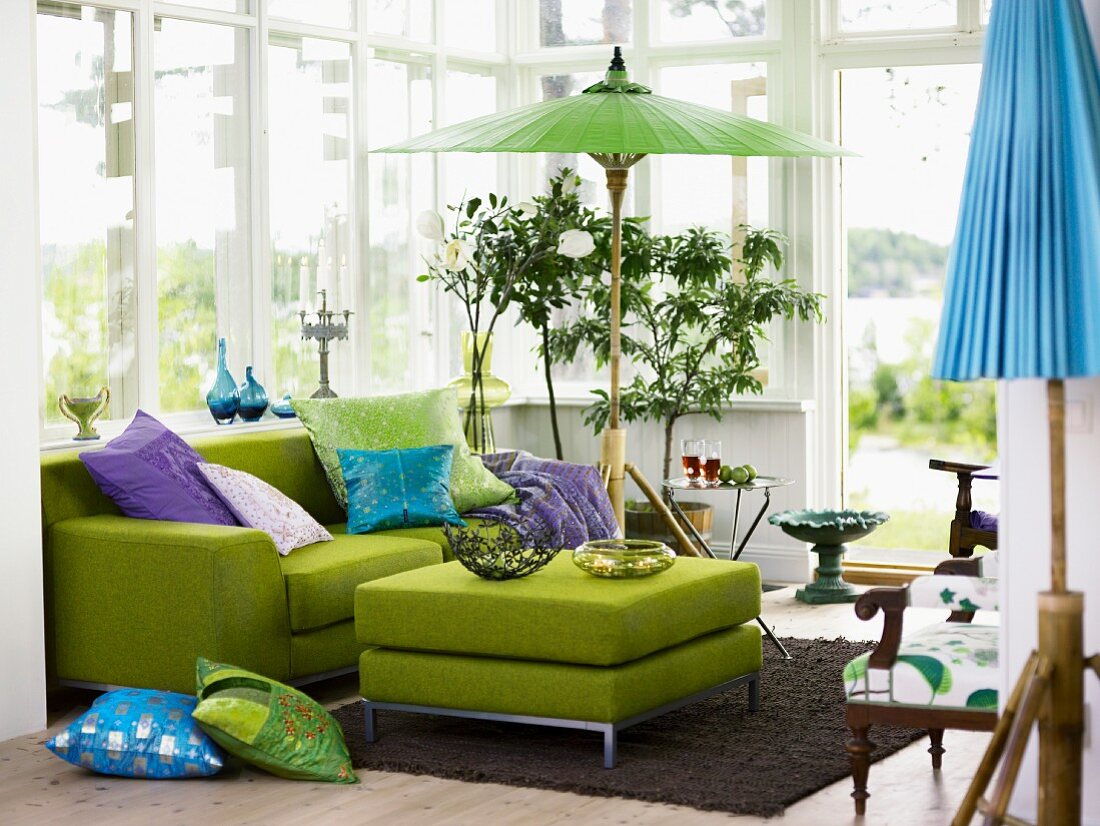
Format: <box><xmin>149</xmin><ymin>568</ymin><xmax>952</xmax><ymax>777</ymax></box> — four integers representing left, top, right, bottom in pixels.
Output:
<box><xmin>1002</xmin><ymin>378</ymin><xmax>1100</xmax><ymax>822</ymax></box>
<box><xmin>0</xmin><ymin>0</ymin><xmax>47</xmax><ymax>741</ymax></box>
<box><xmin>495</xmin><ymin>400</ymin><xmax>817</xmax><ymax>583</ymax></box>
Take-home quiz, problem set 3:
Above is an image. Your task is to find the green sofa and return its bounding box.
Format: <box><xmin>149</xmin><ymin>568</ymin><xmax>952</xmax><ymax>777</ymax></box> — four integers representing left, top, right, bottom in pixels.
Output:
<box><xmin>41</xmin><ymin>427</ymin><xmax>477</xmax><ymax>694</ymax></box>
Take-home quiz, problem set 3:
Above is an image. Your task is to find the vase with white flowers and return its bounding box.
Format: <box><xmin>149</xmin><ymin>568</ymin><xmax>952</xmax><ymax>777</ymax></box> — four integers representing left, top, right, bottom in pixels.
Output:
<box><xmin>417</xmin><ymin>190</ymin><xmax>596</xmax><ymax>453</ymax></box>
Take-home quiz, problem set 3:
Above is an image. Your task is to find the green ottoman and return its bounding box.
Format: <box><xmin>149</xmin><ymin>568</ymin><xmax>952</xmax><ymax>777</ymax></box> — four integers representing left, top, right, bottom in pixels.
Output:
<box><xmin>355</xmin><ymin>554</ymin><xmax>763</xmax><ymax>767</ymax></box>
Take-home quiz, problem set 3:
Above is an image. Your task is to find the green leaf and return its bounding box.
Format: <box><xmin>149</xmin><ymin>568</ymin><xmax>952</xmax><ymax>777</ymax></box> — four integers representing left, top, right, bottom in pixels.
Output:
<box><xmin>416</xmin><ymin>274</ymin><xmax>431</xmax><ymax>282</ymax></box>
<box><xmin>843</xmin><ymin>655</ymin><xmax>868</xmax><ymax>685</ymax></box>
<box><xmin>965</xmin><ymin>689</ymin><xmax>998</xmax><ymax>709</ymax></box>
<box><xmin>897</xmin><ymin>654</ymin><xmax>953</xmax><ymax>699</ymax></box>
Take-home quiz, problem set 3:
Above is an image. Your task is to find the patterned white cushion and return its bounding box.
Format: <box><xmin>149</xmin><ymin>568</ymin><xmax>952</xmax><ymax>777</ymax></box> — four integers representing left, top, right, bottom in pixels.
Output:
<box><xmin>844</xmin><ymin>622</ymin><xmax>999</xmax><ymax>711</ymax></box>
<box><xmin>196</xmin><ymin>463</ymin><xmax>333</xmax><ymax>556</ymax></box>
<box><xmin>908</xmin><ymin>574</ymin><xmax>998</xmax><ymax>612</ymax></box>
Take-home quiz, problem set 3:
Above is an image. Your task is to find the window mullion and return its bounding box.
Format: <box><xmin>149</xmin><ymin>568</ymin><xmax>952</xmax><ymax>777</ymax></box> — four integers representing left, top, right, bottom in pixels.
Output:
<box><xmin>352</xmin><ymin>0</ymin><xmax>372</xmax><ymax>394</ymax></box>
<box><xmin>251</xmin><ymin>0</ymin><xmax>273</xmax><ymax>393</ymax></box>
<box><xmin>134</xmin><ymin>0</ymin><xmax>161</xmax><ymax>414</ymax></box>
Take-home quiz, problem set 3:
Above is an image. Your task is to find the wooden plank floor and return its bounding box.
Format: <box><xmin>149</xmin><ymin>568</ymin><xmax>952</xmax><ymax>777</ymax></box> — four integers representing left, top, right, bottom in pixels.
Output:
<box><xmin>0</xmin><ymin>587</ymin><xmax>993</xmax><ymax>825</ymax></box>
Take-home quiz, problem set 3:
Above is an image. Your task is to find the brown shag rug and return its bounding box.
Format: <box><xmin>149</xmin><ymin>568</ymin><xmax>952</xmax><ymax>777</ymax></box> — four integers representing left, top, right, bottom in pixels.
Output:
<box><xmin>331</xmin><ymin>637</ymin><xmax>923</xmax><ymax>818</ymax></box>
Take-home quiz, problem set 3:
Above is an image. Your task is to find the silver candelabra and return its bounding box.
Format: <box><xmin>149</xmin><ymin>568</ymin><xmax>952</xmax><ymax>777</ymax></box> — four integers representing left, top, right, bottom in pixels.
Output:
<box><xmin>299</xmin><ymin>290</ymin><xmax>351</xmax><ymax>399</ymax></box>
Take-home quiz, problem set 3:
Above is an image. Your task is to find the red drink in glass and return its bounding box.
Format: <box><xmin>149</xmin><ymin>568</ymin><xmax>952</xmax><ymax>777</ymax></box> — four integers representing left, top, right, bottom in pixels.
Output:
<box><xmin>704</xmin><ymin>457</ymin><xmax>721</xmax><ymax>485</ymax></box>
<box><xmin>682</xmin><ymin>454</ymin><xmax>702</xmax><ymax>481</ymax></box>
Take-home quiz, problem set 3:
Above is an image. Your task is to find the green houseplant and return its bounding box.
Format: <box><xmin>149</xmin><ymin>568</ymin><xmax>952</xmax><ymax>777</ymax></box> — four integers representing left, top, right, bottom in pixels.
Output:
<box><xmin>552</xmin><ymin>223</ymin><xmax>824</xmax><ymax>485</ymax></box>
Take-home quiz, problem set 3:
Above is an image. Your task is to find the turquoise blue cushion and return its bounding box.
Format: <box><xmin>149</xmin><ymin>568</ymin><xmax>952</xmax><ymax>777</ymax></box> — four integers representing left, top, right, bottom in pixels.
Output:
<box><xmin>45</xmin><ymin>688</ymin><xmax>224</xmax><ymax>778</ymax></box>
<box><xmin>339</xmin><ymin>445</ymin><xmax>466</xmax><ymax>534</ymax></box>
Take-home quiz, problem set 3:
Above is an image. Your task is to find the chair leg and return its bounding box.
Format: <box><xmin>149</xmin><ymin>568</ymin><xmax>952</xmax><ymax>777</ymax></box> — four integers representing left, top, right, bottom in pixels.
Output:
<box><xmin>928</xmin><ymin>728</ymin><xmax>945</xmax><ymax>770</ymax></box>
<box><xmin>846</xmin><ymin>724</ymin><xmax>874</xmax><ymax>815</ymax></box>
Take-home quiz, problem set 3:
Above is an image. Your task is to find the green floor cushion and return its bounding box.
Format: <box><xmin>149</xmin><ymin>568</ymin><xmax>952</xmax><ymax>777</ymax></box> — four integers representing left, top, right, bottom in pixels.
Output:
<box><xmin>192</xmin><ymin>657</ymin><xmax>357</xmax><ymax>783</ymax></box>
<box><xmin>360</xmin><ymin>623</ymin><xmax>761</xmax><ymax>723</ymax></box>
<box><xmin>281</xmin><ymin>533</ymin><xmax>442</xmax><ymax>632</ymax></box>
<box><xmin>291</xmin><ymin>389</ymin><xmax>515</xmax><ymax>514</ymax></box>
<box><xmin>355</xmin><ymin>555</ymin><xmax>761</xmax><ymax>666</ymax></box>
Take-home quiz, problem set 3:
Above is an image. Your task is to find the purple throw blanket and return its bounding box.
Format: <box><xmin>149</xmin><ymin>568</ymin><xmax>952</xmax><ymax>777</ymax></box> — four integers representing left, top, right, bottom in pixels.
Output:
<box><xmin>466</xmin><ymin>452</ymin><xmax>621</xmax><ymax>549</ymax></box>
<box><xmin>970</xmin><ymin>510</ymin><xmax>999</xmax><ymax>532</ymax></box>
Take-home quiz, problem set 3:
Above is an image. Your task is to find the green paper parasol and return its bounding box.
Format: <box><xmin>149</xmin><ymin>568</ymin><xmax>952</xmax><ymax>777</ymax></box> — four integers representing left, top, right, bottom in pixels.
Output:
<box><xmin>374</xmin><ymin>48</ymin><xmax>849</xmax><ymax>530</ymax></box>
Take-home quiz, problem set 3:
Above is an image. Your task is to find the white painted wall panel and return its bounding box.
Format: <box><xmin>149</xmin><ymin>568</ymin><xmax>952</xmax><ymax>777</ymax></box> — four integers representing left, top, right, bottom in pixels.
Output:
<box><xmin>0</xmin><ymin>0</ymin><xmax>47</xmax><ymax>741</ymax></box>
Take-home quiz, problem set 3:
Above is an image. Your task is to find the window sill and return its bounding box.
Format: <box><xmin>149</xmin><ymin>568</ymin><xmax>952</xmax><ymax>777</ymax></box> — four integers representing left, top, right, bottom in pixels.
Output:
<box><xmin>40</xmin><ymin>416</ymin><xmax>302</xmax><ymax>453</ymax></box>
<box><xmin>502</xmin><ymin>394</ymin><xmax>815</xmax><ymax>414</ymax></box>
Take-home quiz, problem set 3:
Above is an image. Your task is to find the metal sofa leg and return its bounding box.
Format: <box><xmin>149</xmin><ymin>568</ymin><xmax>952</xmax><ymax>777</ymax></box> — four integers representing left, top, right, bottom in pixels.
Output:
<box><xmin>362</xmin><ymin>701</ymin><xmax>377</xmax><ymax>743</ymax></box>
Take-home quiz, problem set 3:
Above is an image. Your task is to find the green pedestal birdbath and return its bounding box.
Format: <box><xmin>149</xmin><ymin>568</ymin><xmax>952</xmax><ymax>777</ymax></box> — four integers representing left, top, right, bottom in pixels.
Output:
<box><xmin>769</xmin><ymin>509</ymin><xmax>890</xmax><ymax>605</ymax></box>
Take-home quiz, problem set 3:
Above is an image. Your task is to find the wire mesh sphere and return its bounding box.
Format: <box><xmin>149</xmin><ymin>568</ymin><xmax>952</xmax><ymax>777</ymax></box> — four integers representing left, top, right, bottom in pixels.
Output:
<box><xmin>444</xmin><ymin>521</ymin><xmax>562</xmax><ymax>581</ymax></box>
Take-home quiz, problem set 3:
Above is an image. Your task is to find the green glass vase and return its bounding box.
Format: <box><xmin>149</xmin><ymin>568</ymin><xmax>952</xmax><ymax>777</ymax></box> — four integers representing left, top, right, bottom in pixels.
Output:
<box><xmin>446</xmin><ymin>331</ymin><xmax>511</xmax><ymax>455</ymax></box>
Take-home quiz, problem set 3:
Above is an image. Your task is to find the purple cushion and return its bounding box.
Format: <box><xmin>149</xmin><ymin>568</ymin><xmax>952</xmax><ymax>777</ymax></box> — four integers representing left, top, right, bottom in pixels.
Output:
<box><xmin>80</xmin><ymin>410</ymin><xmax>237</xmax><ymax>526</ymax></box>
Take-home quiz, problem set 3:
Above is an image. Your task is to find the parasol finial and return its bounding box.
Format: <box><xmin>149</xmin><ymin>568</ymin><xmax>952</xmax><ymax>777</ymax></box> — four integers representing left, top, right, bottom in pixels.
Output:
<box><xmin>609</xmin><ymin>46</ymin><xmax>626</xmax><ymax>72</ymax></box>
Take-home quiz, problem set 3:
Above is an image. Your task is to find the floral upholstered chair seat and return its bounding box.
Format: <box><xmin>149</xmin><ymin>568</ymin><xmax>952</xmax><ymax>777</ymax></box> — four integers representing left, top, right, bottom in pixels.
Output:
<box><xmin>844</xmin><ymin>621</ymin><xmax>999</xmax><ymax>709</ymax></box>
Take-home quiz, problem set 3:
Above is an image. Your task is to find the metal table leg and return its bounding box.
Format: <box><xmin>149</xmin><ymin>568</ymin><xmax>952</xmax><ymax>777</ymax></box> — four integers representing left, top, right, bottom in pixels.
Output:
<box><xmin>666</xmin><ymin>487</ymin><xmax>717</xmax><ymax>559</ymax></box>
<box><xmin>664</xmin><ymin>484</ymin><xmax>791</xmax><ymax>659</ymax></box>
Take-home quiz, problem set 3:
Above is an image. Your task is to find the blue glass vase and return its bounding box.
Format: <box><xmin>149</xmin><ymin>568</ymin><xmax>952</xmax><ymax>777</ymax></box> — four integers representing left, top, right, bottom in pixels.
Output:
<box><xmin>238</xmin><ymin>366</ymin><xmax>269</xmax><ymax>422</ymax></box>
<box><xmin>206</xmin><ymin>337</ymin><xmax>239</xmax><ymax>425</ymax></box>
<box><xmin>270</xmin><ymin>393</ymin><xmax>297</xmax><ymax>419</ymax></box>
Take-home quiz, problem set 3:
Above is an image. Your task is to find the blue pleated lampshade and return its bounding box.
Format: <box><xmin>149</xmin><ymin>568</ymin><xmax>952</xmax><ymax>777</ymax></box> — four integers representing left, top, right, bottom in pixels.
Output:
<box><xmin>933</xmin><ymin>0</ymin><xmax>1100</xmax><ymax>381</ymax></box>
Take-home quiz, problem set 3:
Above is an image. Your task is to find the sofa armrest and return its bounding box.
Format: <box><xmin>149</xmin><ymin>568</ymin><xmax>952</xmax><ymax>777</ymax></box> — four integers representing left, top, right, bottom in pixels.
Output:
<box><xmin>46</xmin><ymin>514</ymin><xmax>291</xmax><ymax>692</ymax></box>
<box><xmin>854</xmin><ymin>587</ymin><xmax>908</xmax><ymax>671</ymax></box>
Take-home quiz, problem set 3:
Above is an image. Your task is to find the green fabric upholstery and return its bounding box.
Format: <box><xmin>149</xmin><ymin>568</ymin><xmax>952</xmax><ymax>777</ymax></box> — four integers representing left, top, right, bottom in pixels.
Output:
<box><xmin>360</xmin><ymin>624</ymin><xmax>761</xmax><ymax>723</ymax></box>
<box><xmin>281</xmin><ymin>532</ymin><xmax>442</xmax><ymax>632</ymax></box>
<box><xmin>41</xmin><ymin>428</ymin><xmax>340</xmax><ymax>529</ymax></box>
<box><xmin>334</xmin><ymin>519</ymin><xmax>495</xmax><ymax>567</ymax></box>
<box><xmin>47</xmin><ymin>515</ymin><xmax>291</xmax><ymax>692</ymax></box>
<box><xmin>355</xmin><ymin>555</ymin><xmax>761</xmax><ymax>666</ymax></box>
<box><xmin>289</xmin><ymin>620</ymin><xmax>363</xmax><ymax>678</ymax></box>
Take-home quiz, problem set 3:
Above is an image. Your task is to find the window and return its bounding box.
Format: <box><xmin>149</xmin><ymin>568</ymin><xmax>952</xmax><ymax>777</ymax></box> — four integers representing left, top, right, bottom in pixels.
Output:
<box><xmin>838</xmin><ymin>1</ymin><xmax>956</xmax><ymax>32</ymax></box>
<box><xmin>656</xmin><ymin>0</ymin><xmax>765</xmax><ymax>41</ymax></box>
<box><xmin>268</xmin><ymin>36</ymin><xmax>352</xmax><ymax>399</ymax></box>
<box><xmin>37</xmin><ymin>4</ymin><xmax>136</xmax><ymax>426</ymax></box>
<box><xmin>154</xmin><ymin>18</ymin><xmax>252</xmax><ymax>414</ymax></box>
<box><xmin>365</xmin><ymin>56</ymin><xmax>434</xmax><ymax>393</ymax></box>
<box><xmin>539</xmin><ymin>0</ymin><xmax>632</xmax><ymax>47</ymax></box>
<box><xmin>36</xmin><ymin>0</ymin><xmax>504</xmax><ymax>437</ymax></box>
<box><xmin>840</xmin><ymin>63</ymin><xmax>998</xmax><ymax>552</ymax></box>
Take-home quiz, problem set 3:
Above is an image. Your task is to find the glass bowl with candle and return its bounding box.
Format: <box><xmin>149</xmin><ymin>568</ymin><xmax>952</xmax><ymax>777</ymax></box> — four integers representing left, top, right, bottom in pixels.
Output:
<box><xmin>572</xmin><ymin>539</ymin><xmax>677</xmax><ymax>579</ymax></box>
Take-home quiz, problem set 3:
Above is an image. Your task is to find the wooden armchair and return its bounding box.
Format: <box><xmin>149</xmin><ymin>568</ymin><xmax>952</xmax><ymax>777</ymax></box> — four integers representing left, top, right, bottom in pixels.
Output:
<box><xmin>843</xmin><ymin>556</ymin><xmax>999</xmax><ymax>815</ymax></box>
<box><xmin>929</xmin><ymin>459</ymin><xmax>999</xmax><ymax>557</ymax></box>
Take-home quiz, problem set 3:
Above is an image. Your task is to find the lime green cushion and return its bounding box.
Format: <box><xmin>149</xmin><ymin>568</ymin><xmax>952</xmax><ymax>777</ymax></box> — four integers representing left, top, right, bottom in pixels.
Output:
<box><xmin>360</xmin><ymin>624</ymin><xmax>761</xmax><ymax>723</ymax></box>
<box><xmin>371</xmin><ymin>519</ymin><xmax>497</xmax><ymax>561</ymax></box>
<box><xmin>192</xmin><ymin>657</ymin><xmax>356</xmax><ymax>783</ymax></box>
<box><xmin>280</xmin><ymin>532</ymin><xmax>442</xmax><ymax>632</ymax></box>
<box><xmin>355</xmin><ymin>555</ymin><xmax>761</xmax><ymax>666</ymax></box>
<box><xmin>291</xmin><ymin>389</ymin><xmax>515</xmax><ymax>515</ymax></box>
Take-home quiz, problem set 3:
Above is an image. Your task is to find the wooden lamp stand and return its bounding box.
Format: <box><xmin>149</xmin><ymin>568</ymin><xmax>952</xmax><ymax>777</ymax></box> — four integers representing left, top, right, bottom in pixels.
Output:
<box><xmin>953</xmin><ymin>380</ymin><xmax>1099</xmax><ymax>825</ymax></box>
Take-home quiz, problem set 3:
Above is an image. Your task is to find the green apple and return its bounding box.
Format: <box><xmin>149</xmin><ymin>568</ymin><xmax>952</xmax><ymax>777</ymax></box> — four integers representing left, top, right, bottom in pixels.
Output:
<box><xmin>730</xmin><ymin>466</ymin><xmax>750</xmax><ymax>484</ymax></box>
<box><xmin>718</xmin><ymin>464</ymin><xmax>735</xmax><ymax>483</ymax></box>
<box><xmin>743</xmin><ymin>464</ymin><xmax>758</xmax><ymax>481</ymax></box>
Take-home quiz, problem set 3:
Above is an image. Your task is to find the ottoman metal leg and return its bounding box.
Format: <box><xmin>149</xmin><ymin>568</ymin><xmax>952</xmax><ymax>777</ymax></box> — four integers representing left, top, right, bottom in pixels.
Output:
<box><xmin>603</xmin><ymin>727</ymin><xmax>617</xmax><ymax>769</ymax></box>
<box><xmin>748</xmin><ymin>675</ymin><xmax>760</xmax><ymax>711</ymax></box>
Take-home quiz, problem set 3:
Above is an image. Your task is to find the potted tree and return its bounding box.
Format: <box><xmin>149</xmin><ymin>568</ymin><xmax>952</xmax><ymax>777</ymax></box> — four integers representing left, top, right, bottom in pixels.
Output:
<box><xmin>551</xmin><ymin>223</ymin><xmax>824</xmax><ymax>548</ymax></box>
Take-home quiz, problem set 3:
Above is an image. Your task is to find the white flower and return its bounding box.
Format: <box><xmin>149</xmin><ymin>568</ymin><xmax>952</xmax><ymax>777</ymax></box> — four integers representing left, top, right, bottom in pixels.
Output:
<box><xmin>515</xmin><ymin>201</ymin><xmax>538</xmax><ymax>219</ymax></box>
<box><xmin>443</xmin><ymin>239</ymin><xmax>470</xmax><ymax>271</ymax></box>
<box><xmin>416</xmin><ymin>210</ymin><xmax>445</xmax><ymax>242</ymax></box>
<box><xmin>561</xmin><ymin>176</ymin><xmax>579</xmax><ymax>195</ymax></box>
<box><xmin>557</xmin><ymin>229</ymin><xmax>595</xmax><ymax>259</ymax></box>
